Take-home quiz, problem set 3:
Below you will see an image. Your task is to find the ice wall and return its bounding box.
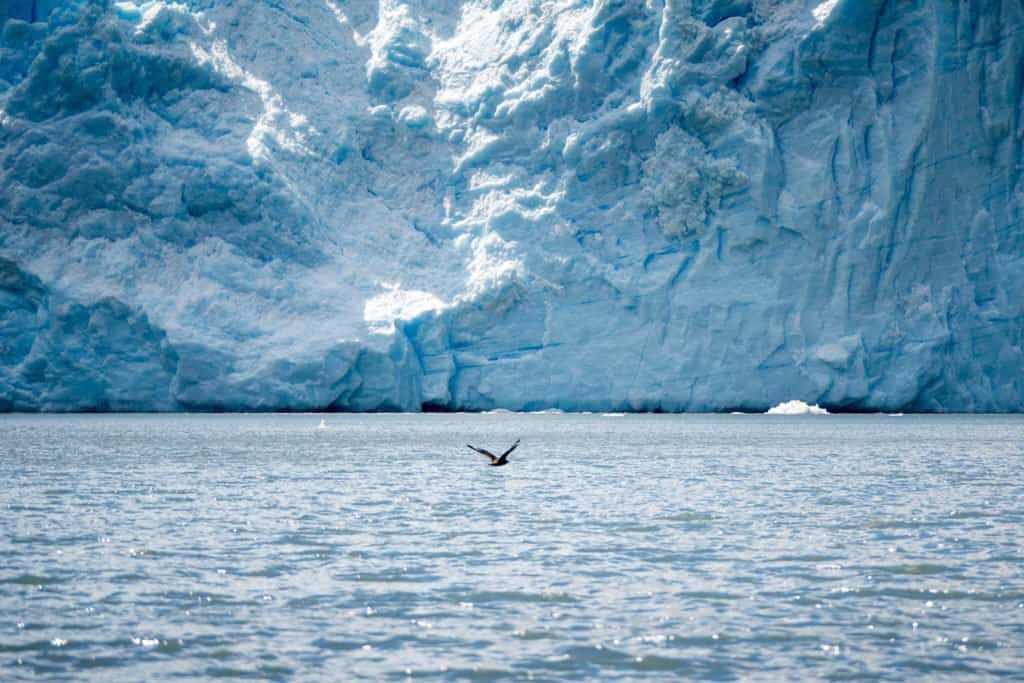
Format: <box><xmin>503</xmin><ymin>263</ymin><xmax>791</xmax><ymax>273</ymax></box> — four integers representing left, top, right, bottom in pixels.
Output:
<box><xmin>0</xmin><ymin>1</ymin><xmax>60</xmax><ymax>23</ymax></box>
<box><xmin>1</xmin><ymin>0</ymin><xmax>1022</xmax><ymax>411</ymax></box>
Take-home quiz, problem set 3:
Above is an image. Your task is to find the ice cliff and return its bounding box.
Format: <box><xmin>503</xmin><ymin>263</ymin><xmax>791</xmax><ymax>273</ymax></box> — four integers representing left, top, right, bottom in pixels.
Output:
<box><xmin>1</xmin><ymin>0</ymin><xmax>1022</xmax><ymax>412</ymax></box>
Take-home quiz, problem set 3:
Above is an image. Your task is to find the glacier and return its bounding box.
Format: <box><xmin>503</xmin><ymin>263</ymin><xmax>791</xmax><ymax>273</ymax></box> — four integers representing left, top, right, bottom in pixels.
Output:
<box><xmin>0</xmin><ymin>0</ymin><xmax>1022</xmax><ymax>412</ymax></box>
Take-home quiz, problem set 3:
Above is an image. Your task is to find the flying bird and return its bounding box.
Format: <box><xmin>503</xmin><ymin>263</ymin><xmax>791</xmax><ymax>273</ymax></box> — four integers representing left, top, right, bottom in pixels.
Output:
<box><xmin>467</xmin><ymin>438</ymin><xmax>520</xmax><ymax>467</ymax></box>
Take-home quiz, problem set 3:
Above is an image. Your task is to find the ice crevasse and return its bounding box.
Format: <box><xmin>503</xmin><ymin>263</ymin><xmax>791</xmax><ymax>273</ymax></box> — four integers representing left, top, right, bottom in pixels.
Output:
<box><xmin>0</xmin><ymin>0</ymin><xmax>1022</xmax><ymax>412</ymax></box>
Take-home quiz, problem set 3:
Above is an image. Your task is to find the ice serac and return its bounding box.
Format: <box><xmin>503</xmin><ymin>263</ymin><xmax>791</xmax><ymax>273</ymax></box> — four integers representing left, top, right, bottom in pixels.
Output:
<box><xmin>0</xmin><ymin>0</ymin><xmax>1022</xmax><ymax>412</ymax></box>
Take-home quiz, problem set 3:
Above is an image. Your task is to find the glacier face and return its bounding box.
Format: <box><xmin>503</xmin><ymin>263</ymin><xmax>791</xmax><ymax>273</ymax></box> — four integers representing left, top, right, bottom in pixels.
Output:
<box><xmin>1</xmin><ymin>0</ymin><xmax>1022</xmax><ymax>412</ymax></box>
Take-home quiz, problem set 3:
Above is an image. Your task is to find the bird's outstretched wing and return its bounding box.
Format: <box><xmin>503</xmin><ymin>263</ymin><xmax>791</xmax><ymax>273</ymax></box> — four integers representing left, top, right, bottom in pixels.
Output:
<box><xmin>500</xmin><ymin>438</ymin><xmax>521</xmax><ymax>459</ymax></box>
<box><xmin>467</xmin><ymin>444</ymin><xmax>497</xmax><ymax>463</ymax></box>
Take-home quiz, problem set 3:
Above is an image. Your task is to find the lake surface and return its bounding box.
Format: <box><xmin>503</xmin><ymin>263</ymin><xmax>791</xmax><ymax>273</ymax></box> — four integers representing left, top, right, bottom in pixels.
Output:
<box><xmin>1</xmin><ymin>413</ymin><xmax>1023</xmax><ymax>680</ymax></box>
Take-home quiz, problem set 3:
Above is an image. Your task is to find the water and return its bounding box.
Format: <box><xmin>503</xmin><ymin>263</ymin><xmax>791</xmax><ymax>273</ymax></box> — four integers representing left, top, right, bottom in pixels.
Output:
<box><xmin>1</xmin><ymin>413</ymin><xmax>1023</xmax><ymax>680</ymax></box>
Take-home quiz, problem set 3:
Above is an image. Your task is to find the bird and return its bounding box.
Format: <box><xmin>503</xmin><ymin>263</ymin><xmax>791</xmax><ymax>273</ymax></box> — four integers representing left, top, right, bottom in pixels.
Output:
<box><xmin>466</xmin><ymin>438</ymin><xmax>520</xmax><ymax>467</ymax></box>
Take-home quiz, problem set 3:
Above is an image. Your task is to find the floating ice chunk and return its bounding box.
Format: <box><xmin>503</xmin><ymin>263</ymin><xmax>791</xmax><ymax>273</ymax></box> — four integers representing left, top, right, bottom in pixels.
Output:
<box><xmin>766</xmin><ymin>400</ymin><xmax>829</xmax><ymax>415</ymax></box>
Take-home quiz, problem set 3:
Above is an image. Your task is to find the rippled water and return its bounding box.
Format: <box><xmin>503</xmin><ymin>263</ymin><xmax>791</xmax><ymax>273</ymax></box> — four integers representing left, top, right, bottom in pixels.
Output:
<box><xmin>1</xmin><ymin>413</ymin><xmax>1023</xmax><ymax>680</ymax></box>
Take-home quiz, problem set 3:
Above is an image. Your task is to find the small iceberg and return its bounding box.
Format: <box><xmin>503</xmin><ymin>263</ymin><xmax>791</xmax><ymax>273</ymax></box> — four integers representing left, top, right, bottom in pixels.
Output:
<box><xmin>601</xmin><ymin>412</ymin><xmax>627</xmax><ymax>417</ymax></box>
<box><xmin>766</xmin><ymin>400</ymin><xmax>829</xmax><ymax>415</ymax></box>
<box><xmin>317</xmin><ymin>419</ymin><xmax>327</xmax><ymax>429</ymax></box>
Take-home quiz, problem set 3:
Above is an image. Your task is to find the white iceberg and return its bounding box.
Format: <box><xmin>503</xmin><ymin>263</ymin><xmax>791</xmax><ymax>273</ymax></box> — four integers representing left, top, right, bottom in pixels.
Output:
<box><xmin>766</xmin><ymin>401</ymin><xmax>830</xmax><ymax>416</ymax></box>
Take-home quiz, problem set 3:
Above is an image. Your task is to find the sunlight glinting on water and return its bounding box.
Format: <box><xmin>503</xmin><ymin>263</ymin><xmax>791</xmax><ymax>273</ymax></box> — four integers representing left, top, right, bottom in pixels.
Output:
<box><xmin>1</xmin><ymin>413</ymin><xmax>1022</xmax><ymax>680</ymax></box>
